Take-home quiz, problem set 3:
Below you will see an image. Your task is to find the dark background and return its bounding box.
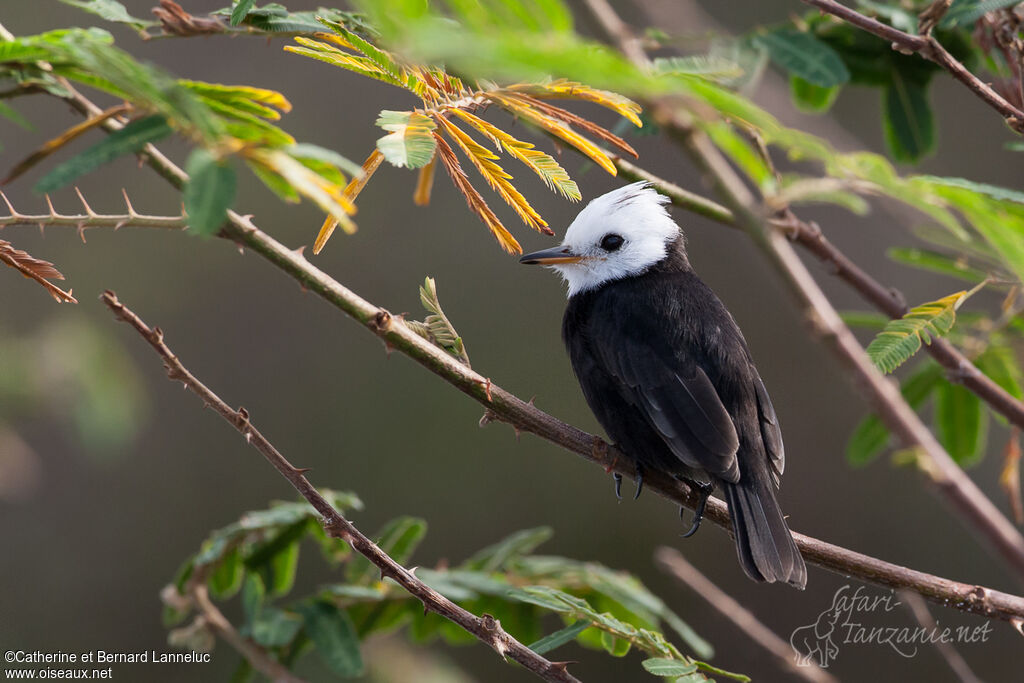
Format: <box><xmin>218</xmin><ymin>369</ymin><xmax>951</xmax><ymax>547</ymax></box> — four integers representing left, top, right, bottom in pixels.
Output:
<box><xmin>1</xmin><ymin>1</ymin><xmax>1022</xmax><ymax>681</ymax></box>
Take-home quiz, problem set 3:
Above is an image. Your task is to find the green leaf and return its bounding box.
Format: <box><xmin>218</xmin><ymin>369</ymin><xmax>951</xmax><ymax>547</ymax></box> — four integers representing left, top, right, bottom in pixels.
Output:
<box><xmin>642</xmin><ymin>658</ymin><xmax>699</xmax><ymax>677</ymax></box>
<box><xmin>789</xmin><ymin>76</ymin><xmax>840</xmax><ymax>113</ymax></box>
<box><xmin>866</xmin><ymin>288</ymin><xmax>981</xmax><ymax>374</ymax></box>
<box><xmin>230</xmin><ymin>0</ymin><xmax>256</xmax><ymax>26</ymax></box>
<box><xmin>941</xmin><ymin>0</ymin><xmax>1021</xmax><ymax>27</ymax></box>
<box><xmin>375</xmin><ymin>110</ymin><xmax>437</xmax><ymax>168</ymax></box>
<box><xmin>346</xmin><ymin>517</ymin><xmax>427</xmax><ymax>585</ymax></box>
<box><xmin>916</xmin><ymin>175</ymin><xmax>1024</xmax><ymax>205</ymax></box>
<box><xmin>528</xmin><ymin>619</ymin><xmax>590</xmax><ymax>655</ymax></box>
<box><xmin>652</xmin><ymin>55</ymin><xmax>744</xmax><ymax>82</ymax></box>
<box><xmin>297</xmin><ymin>601</ymin><xmax>364</xmax><ymax>677</ymax></box>
<box><xmin>184</xmin><ymin>149</ymin><xmax>237</xmax><ymax>237</ymax></box>
<box><xmin>600</xmin><ymin>630</ymin><xmax>631</xmax><ymax>657</ymax></box>
<box><xmin>269</xmin><ymin>540</ymin><xmax>300</xmax><ymax>596</ymax></box>
<box><xmin>35</xmin><ymin>115</ymin><xmax>172</xmax><ymax>193</ymax></box>
<box><xmin>935</xmin><ymin>380</ymin><xmax>988</xmax><ymax>466</ymax></box>
<box><xmin>883</xmin><ymin>70</ymin><xmax>935</xmax><ymax>162</ymax></box>
<box><xmin>463</xmin><ymin>527</ymin><xmax>553</xmax><ymax>572</ymax></box>
<box><xmin>976</xmin><ymin>345</ymin><xmax>1024</xmax><ymax>402</ymax></box>
<box><xmin>242</xmin><ymin>572</ymin><xmax>266</xmax><ymax>625</ymax></box>
<box><xmin>887</xmin><ymin>248</ymin><xmax>989</xmax><ymax>283</ymax></box>
<box><xmin>59</xmin><ymin>0</ymin><xmax>156</xmax><ymax>30</ymax></box>
<box><xmin>753</xmin><ymin>27</ymin><xmax>850</xmax><ymax>87</ymax></box>
<box><xmin>209</xmin><ymin>548</ymin><xmax>245</xmax><ymax>598</ymax></box>
<box><xmin>847</xmin><ymin>362</ymin><xmax>942</xmax><ymax>465</ymax></box>
<box><xmin>0</xmin><ymin>101</ymin><xmax>32</xmax><ymax>129</ymax></box>
<box><xmin>251</xmin><ymin>606</ymin><xmax>303</xmax><ymax>647</ymax></box>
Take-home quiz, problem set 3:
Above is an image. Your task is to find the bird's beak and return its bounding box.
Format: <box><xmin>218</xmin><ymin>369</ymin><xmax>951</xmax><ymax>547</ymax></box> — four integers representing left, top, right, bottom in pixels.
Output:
<box><xmin>519</xmin><ymin>246</ymin><xmax>584</xmax><ymax>265</ymax></box>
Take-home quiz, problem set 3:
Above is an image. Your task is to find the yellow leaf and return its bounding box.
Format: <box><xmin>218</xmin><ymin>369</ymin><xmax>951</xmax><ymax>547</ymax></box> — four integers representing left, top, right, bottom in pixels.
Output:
<box><xmin>447</xmin><ymin>108</ymin><xmax>580</xmax><ymax>201</ymax></box>
<box><xmin>433</xmin><ymin>133</ymin><xmax>520</xmax><ymax>254</ymax></box>
<box><xmin>486</xmin><ymin>92</ymin><xmax>617</xmax><ymax>176</ymax></box>
<box><xmin>435</xmin><ymin>115</ymin><xmax>548</xmax><ymax>233</ymax></box>
<box><xmin>508</xmin><ymin>80</ymin><xmax>642</xmax><ymax>127</ymax></box>
<box><xmin>314</xmin><ymin>148</ymin><xmax>384</xmax><ymax>254</ymax></box>
<box><xmin>414</xmin><ymin>153</ymin><xmax>437</xmax><ymax>206</ymax></box>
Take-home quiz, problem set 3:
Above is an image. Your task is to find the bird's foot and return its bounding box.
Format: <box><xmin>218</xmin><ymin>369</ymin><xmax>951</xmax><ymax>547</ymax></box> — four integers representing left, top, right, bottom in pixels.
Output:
<box><xmin>677</xmin><ymin>478</ymin><xmax>714</xmax><ymax>538</ymax></box>
<box><xmin>612</xmin><ymin>472</ymin><xmax>623</xmax><ymax>502</ymax></box>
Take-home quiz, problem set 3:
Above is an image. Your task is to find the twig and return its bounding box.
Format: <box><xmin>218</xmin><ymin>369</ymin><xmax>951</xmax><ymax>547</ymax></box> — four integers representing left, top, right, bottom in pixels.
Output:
<box><xmin>0</xmin><ymin>189</ymin><xmax>187</xmax><ymax>234</ymax></box>
<box><xmin>100</xmin><ymin>291</ymin><xmax>582</xmax><ymax>683</ymax></box>
<box><xmin>655</xmin><ymin>547</ymin><xmax>839</xmax><ymax>683</ymax></box>
<box><xmin>41</xmin><ymin>50</ymin><xmax>1024</xmax><ymax>624</ymax></box>
<box><xmin>800</xmin><ymin>0</ymin><xmax>1024</xmax><ymax>132</ymax></box>
<box><xmin>584</xmin><ymin>0</ymin><xmax>1024</xmax><ymax>587</ymax></box>
<box><xmin>191</xmin><ymin>583</ymin><xmax>307</xmax><ymax>683</ymax></box>
<box><xmin>897</xmin><ymin>590</ymin><xmax>984</xmax><ymax>683</ymax></box>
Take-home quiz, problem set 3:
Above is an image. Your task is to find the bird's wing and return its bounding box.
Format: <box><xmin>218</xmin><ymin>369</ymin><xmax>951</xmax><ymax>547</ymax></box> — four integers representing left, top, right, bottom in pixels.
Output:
<box><xmin>595</xmin><ymin>331</ymin><xmax>740</xmax><ymax>482</ymax></box>
<box><xmin>753</xmin><ymin>370</ymin><xmax>784</xmax><ymax>487</ymax></box>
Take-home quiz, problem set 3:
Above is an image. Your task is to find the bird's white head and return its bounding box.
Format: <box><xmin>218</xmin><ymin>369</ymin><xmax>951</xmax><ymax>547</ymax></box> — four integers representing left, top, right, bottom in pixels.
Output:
<box><xmin>520</xmin><ymin>182</ymin><xmax>681</xmax><ymax>296</ymax></box>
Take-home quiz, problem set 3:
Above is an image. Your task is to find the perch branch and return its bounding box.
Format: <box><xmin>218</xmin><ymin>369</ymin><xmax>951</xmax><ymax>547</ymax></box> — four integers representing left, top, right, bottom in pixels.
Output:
<box><xmin>585</xmin><ymin>0</ymin><xmax>1024</xmax><ymax>586</ymax></box>
<box><xmin>655</xmin><ymin>547</ymin><xmax>838</xmax><ymax>683</ymax></box>
<box><xmin>799</xmin><ymin>0</ymin><xmax>1024</xmax><ymax>131</ymax></box>
<box><xmin>100</xmin><ymin>291</ymin><xmax>582</xmax><ymax>683</ymax></box>
<box><xmin>41</xmin><ymin>52</ymin><xmax>1024</xmax><ymax>625</ymax></box>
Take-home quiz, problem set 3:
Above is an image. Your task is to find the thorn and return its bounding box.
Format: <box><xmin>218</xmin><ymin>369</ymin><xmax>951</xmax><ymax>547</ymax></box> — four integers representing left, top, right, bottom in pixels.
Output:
<box><xmin>114</xmin><ymin>220</ymin><xmax>126</xmax><ymax>231</ymax></box>
<box><xmin>293</xmin><ymin>244</ymin><xmax>306</xmax><ymax>258</ymax></box>
<box><xmin>1011</xmin><ymin>617</ymin><xmax>1024</xmax><ymax>637</ymax></box>
<box><xmin>550</xmin><ymin>662</ymin><xmax>574</xmax><ymax>674</ymax></box>
<box><xmin>74</xmin><ymin>187</ymin><xmax>97</xmax><ymax>217</ymax></box>
<box><xmin>512</xmin><ymin>425</ymin><xmax>521</xmax><ymax>441</ymax></box>
<box><xmin>237</xmin><ymin>245</ymin><xmax>244</xmax><ymax>255</ymax></box>
<box><xmin>77</xmin><ymin>223</ymin><xmax>87</xmax><ymax>243</ymax></box>
<box><xmin>479</xmin><ymin>409</ymin><xmax>497</xmax><ymax>427</ymax></box>
<box><xmin>244</xmin><ymin>431</ymin><xmax>252</xmax><ymax>443</ymax></box>
<box><xmin>38</xmin><ymin>223</ymin><xmax>45</xmax><ymax>236</ymax></box>
<box><xmin>44</xmin><ymin>194</ymin><xmax>56</xmax><ymax>217</ymax></box>
<box><xmin>383</xmin><ymin>340</ymin><xmax>394</xmax><ymax>357</ymax></box>
<box><xmin>121</xmin><ymin>188</ymin><xmax>136</xmax><ymax>216</ymax></box>
<box><xmin>292</xmin><ymin>466</ymin><xmax>313</xmax><ymax>475</ymax></box>
<box><xmin>0</xmin><ymin>190</ymin><xmax>15</xmax><ymax>214</ymax></box>
<box><xmin>527</xmin><ymin>395</ymin><xmax>536</xmax><ymax>406</ymax></box>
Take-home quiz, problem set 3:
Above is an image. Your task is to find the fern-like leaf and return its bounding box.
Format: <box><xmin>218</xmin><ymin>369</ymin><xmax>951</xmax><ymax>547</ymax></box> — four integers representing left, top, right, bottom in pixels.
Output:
<box><xmin>435</xmin><ymin>115</ymin><xmax>548</xmax><ymax>232</ymax></box>
<box><xmin>866</xmin><ymin>285</ymin><xmax>985</xmax><ymax>374</ymax></box>
<box><xmin>447</xmin><ymin>108</ymin><xmax>580</xmax><ymax>201</ymax></box>
<box><xmin>433</xmin><ymin>133</ymin><xmax>520</xmax><ymax>254</ymax></box>
<box><xmin>407</xmin><ymin>276</ymin><xmax>470</xmax><ymax>366</ymax></box>
<box><xmin>375</xmin><ymin>111</ymin><xmax>437</xmax><ymax>169</ymax></box>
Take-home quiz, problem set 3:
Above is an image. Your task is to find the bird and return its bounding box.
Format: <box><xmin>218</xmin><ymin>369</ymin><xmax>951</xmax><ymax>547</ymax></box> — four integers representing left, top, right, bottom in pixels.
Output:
<box><xmin>520</xmin><ymin>182</ymin><xmax>807</xmax><ymax>589</ymax></box>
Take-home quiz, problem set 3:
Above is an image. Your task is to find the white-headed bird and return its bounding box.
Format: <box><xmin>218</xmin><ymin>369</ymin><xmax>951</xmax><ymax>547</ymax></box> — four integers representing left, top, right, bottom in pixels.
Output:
<box><xmin>520</xmin><ymin>182</ymin><xmax>807</xmax><ymax>588</ymax></box>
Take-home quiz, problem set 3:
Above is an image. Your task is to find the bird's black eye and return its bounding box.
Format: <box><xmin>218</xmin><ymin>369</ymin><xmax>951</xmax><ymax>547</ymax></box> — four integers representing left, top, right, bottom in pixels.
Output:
<box><xmin>600</xmin><ymin>234</ymin><xmax>624</xmax><ymax>252</ymax></box>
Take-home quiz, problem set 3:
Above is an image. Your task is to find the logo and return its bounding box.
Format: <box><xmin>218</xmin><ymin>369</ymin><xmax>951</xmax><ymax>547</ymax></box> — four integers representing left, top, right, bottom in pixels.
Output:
<box><xmin>789</xmin><ymin>585</ymin><xmax>993</xmax><ymax>668</ymax></box>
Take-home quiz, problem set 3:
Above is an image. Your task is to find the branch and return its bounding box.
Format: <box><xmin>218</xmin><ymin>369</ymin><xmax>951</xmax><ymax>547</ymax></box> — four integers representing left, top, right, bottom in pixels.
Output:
<box><xmin>190</xmin><ymin>582</ymin><xmax>307</xmax><ymax>683</ymax></box>
<box><xmin>100</xmin><ymin>291</ymin><xmax>582</xmax><ymax>683</ymax></box>
<box><xmin>45</xmin><ymin>55</ymin><xmax>1024</xmax><ymax>624</ymax></box>
<box><xmin>584</xmin><ymin>0</ymin><xmax>1024</xmax><ymax>587</ymax></box>
<box><xmin>613</xmin><ymin>156</ymin><xmax>1024</xmax><ymax>437</ymax></box>
<box><xmin>0</xmin><ymin>189</ymin><xmax>187</xmax><ymax>236</ymax></box>
<box><xmin>897</xmin><ymin>589</ymin><xmax>983</xmax><ymax>683</ymax></box>
<box><xmin>799</xmin><ymin>0</ymin><xmax>1024</xmax><ymax>132</ymax></box>
<box><xmin>655</xmin><ymin>547</ymin><xmax>838</xmax><ymax>683</ymax></box>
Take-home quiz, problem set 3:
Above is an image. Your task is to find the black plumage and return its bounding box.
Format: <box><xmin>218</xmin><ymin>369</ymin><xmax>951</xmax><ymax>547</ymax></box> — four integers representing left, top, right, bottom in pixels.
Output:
<box><xmin>530</xmin><ymin>221</ymin><xmax>806</xmax><ymax>588</ymax></box>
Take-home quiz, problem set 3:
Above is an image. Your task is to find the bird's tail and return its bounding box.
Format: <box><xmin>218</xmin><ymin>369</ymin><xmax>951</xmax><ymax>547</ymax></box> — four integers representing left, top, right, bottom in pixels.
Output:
<box><xmin>723</xmin><ymin>468</ymin><xmax>806</xmax><ymax>589</ymax></box>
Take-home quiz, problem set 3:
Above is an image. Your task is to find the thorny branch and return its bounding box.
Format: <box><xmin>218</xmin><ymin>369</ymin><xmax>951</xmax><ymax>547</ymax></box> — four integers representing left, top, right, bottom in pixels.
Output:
<box><xmin>800</xmin><ymin>0</ymin><xmax>1024</xmax><ymax>132</ymax></box>
<box><xmin>0</xmin><ymin>188</ymin><xmax>188</xmax><ymax>235</ymax></box>
<box><xmin>582</xmin><ymin>0</ymin><xmax>1024</xmax><ymax>581</ymax></box>
<box><xmin>100</xmin><ymin>291</ymin><xmax>582</xmax><ymax>683</ymax></box>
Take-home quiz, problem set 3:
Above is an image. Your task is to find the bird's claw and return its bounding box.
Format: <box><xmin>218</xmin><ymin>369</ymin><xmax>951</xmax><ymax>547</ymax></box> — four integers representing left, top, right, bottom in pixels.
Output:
<box><xmin>633</xmin><ymin>465</ymin><xmax>644</xmax><ymax>500</ymax></box>
<box><xmin>679</xmin><ymin>479</ymin><xmax>714</xmax><ymax>538</ymax></box>
<box><xmin>612</xmin><ymin>472</ymin><xmax>623</xmax><ymax>502</ymax></box>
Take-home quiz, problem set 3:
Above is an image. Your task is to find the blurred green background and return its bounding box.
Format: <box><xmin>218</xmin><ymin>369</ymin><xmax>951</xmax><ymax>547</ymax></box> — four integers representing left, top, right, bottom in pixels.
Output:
<box><xmin>1</xmin><ymin>0</ymin><xmax>1022</xmax><ymax>680</ymax></box>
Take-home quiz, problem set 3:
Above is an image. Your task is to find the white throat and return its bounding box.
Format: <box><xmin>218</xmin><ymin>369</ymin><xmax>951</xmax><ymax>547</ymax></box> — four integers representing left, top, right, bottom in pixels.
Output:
<box><xmin>550</xmin><ymin>182</ymin><xmax>681</xmax><ymax>297</ymax></box>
